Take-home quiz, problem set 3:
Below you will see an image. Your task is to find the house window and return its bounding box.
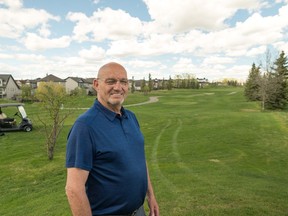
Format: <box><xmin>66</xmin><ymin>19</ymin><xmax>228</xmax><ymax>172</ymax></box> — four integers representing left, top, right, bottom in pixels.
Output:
<box><xmin>0</xmin><ymin>79</ymin><xmax>2</xmax><ymax>86</ymax></box>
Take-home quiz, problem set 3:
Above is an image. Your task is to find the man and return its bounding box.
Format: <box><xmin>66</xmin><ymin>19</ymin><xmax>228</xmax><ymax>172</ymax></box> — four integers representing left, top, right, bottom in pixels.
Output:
<box><xmin>0</xmin><ymin>108</ymin><xmax>7</xmax><ymax>120</ymax></box>
<box><xmin>65</xmin><ymin>62</ymin><xmax>159</xmax><ymax>216</ymax></box>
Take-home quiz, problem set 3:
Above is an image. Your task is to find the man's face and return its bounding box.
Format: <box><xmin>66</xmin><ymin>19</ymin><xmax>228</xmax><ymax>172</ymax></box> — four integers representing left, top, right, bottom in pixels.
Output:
<box><xmin>94</xmin><ymin>65</ymin><xmax>129</xmax><ymax>110</ymax></box>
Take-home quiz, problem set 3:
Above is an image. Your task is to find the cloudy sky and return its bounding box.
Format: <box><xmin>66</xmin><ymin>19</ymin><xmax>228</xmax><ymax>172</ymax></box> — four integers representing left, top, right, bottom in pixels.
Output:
<box><xmin>0</xmin><ymin>0</ymin><xmax>288</xmax><ymax>82</ymax></box>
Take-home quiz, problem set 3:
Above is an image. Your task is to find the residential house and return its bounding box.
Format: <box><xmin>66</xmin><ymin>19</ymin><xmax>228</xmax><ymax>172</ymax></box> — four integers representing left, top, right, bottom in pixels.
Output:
<box><xmin>65</xmin><ymin>77</ymin><xmax>95</xmax><ymax>95</ymax></box>
<box><xmin>0</xmin><ymin>74</ymin><xmax>21</xmax><ymax>99</ymax></box>
<box><xmin>65</xmin><ymin>77</ymin><xmax>86</xmax><ymax>94</ymax></box>
<box><xmin>84</xmin><ymin>78</ymin><xmax>96</xmax><ymax>95</ymax></box>
<box><xmin>197</xmin><ymin>78</ymin><xmax>209</xmax><ymax>88</ymax></box>
<box><xmin>18</xmin><ymin>79</ymin><xmax>39</xmax><ymax>89</ymax></box>
<box><xmin>37</xmin><ymin>74</ymin><xmax>65</xmax><ymax>87</ymax></box>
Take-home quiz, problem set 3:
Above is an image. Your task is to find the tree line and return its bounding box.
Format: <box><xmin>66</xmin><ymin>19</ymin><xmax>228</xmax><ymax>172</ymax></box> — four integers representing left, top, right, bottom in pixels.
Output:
<box><xmin>244</xmin><ymin>50</ymin><xmax>288</xmax><ymax>110</ymax></box>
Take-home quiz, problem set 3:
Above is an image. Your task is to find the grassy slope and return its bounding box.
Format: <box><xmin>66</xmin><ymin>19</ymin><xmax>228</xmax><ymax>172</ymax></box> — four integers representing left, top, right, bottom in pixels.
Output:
<box><xmin>0</xmin><ymin>88</ymin><xmax>288</xmax><ymax>215</ymax></box>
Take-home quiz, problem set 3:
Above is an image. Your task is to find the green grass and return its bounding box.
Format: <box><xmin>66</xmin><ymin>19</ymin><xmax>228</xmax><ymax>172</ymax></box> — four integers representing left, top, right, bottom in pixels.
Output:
<box><xmin>1</xmin><ymin>88</ymin><xmax>288</xmax><ymax>215</ymax></box>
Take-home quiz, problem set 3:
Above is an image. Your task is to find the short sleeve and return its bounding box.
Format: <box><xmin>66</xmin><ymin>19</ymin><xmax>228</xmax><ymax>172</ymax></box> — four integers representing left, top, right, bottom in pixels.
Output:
<box><xmin>65</xmin><ymin>121</ymin><xmax>94</xmax><ymax>171</ymax></box>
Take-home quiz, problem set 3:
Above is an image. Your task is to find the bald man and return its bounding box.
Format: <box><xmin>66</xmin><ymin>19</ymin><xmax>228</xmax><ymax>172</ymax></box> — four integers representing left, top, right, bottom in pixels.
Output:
<box><xmin>65</xmin><ymin>62</ymin><xmax>159</xmax><ymax>216</ymax></box>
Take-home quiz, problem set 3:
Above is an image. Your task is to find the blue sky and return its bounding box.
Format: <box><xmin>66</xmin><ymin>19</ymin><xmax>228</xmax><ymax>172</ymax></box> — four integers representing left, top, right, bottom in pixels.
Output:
<box><xmin>0</xmin><ymin>0</ymin><xmax>288</xmax><ymax>82</ymax></box>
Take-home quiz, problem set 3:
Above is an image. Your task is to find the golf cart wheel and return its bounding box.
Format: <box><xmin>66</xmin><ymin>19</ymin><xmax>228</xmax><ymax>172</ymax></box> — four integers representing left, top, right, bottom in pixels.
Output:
<box><xmin>24</xmin><ymin>126</ymin><xmax>32</xmax><ymax>132</ymax></box>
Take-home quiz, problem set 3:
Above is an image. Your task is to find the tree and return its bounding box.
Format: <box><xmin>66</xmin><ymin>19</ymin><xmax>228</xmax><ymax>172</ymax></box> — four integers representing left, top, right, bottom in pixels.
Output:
<box><xmin>161</xmin><ymin>77</ymin><xmax>166</xmax><ymax>90</ymax></box>
<box><xmin>273</xmin><ymin>51</ymin><xmax>288</xmax><ymax>78</ymax></box>
<box><xmin>35</xmin><ymin>82</ymin><xmax>72</xmax><ymax>160</ymax></box>
<box><xmin>265</xmin><ymin>51</ymin><xmax>288</xmax><ymax>109</ymax></box>
<box><xmin>148</xmin><ymin>73</ymin><xmax>153</xmax><ymax>92</ymax></box>
<box><xmin>70</xmin><ymin>87</ymin><xmax>86</xmax><ymax>96</ymax></box>
<box><xmin>21</xmin><ymin>84</ymin><xmax>32</xmax><ymax>101</ymax></box>
<box><xmin>244</xmin><ymin>63</ymin><xmax>261</xmax><ymax>101</ymax></box>
<box><xmin>258</xmin><ymin>48</ymin><xmax>274</xmax><ymax>110</ymax></box>
<box><xmin>142</xmin><ymin>85</ymin><xmax>149</xmax><ymax>95</ymax></box>
<box><xmin>167</xmin><ymin>76</ymin><xmax>173</xmax><ymax>90</ymax></box>
<box><xmin>131</xmin><ymin>76</ymin><xmax>135</xmax><ymax>93</ymax></box>
<box><xmin>140</xmin><ymin>77</ymin><xmax>146</xmax><ymax>92</ymax></box>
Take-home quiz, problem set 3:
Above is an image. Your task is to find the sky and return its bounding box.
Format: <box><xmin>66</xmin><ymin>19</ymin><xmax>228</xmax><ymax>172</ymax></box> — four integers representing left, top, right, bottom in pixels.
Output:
<box><xmin>0</xmin><ymin>0</ymin><xmax>288</xmax><ymax>82</ymax></box>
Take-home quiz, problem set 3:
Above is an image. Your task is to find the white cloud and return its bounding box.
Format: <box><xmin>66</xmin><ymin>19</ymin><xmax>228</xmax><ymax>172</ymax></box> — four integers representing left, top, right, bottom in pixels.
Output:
<box><xmin>79</xmin><ymin>46</ymin><xmax>106</xmax><ymax>60</ymax></box>
<box><xmin>107</xmin><ymin>33</ymin><xmax>180</xmax><ymax>57</ymax></box>
<box><xmin>22</xmin><ymin>33</ymin><xmax>71</xmax><ymax>51</ymax></box>
<box><xmin>274</xmin><ymin>41</ymin><xmax>288</xmax><ymax>53</ymax></box>
<box><xmin>0</xmin><ymin>0</ymin><xmax>22</xmax><ymax>9</ymax></box>
<box><xmin>92</xmin><ymin>0</ymin><xmax>101</xmax><ymax>4</ymax></box>
<box><xmin>67</xmin><ymin>8</ymin><xmax>143</xmax><ymax>42</ymax></box>
<box><xmin>172</xmin><ymin>58</ymin><xmax>196</xmax><ymax>74</ymax></box>
<box><xmin>143</xmin><ymin>0</ymin><xmax>262</xmax><ymax>33</ymax></box>
<box><xmin>127</xmin><ymin>59</ymin><xmax>161</xmax><ymax>68</ymax></box>
<box><xmin>203</xmin><ymin>56</ymin><xmax>235</xmax><ymax>65</ymax></box>
<box><xmin>15</xmin><ymin>53</ymin><xmax>46</xmax><ymax>61</ymax></box>
<box><xmin>38</xmin><ymin>24</ymin><xmax>51</xmax><ymax>38</ymax></box>
<box><xmin>0</xmin><ymin>3</ymin><xmax>60</xmax><ymax>38</ymax></box>
<box><xmin>103</xmin><ymin>2</ymin><xmax>288</xmax><ymax>60</ymax></box>
<box><xmin>1</xmin><ymin>0</ymin><xmax>287</xmax><ymax>81</ymax></box>
<box><xmin>0</xmin><ymin>53</ymin><xmax>12</xmax><ymax>59</ymax></box>
<box><xmin>246</xmin><ymin>45</ymin><xmax>267</xmax><ymax>57</ymax></box>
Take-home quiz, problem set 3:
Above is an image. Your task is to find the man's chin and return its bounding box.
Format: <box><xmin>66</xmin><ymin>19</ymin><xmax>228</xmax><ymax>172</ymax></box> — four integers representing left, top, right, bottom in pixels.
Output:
<box><xmin>108</xmin><ymin>98</ymin><xmax>124</xmax><ymax>106</ymax></box>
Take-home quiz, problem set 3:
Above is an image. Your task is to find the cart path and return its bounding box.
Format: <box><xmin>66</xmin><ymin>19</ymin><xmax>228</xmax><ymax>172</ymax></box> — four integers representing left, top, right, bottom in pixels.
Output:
<box><xmin>124</xmin><ymin>96</ymin><xmax>159</xmax><ymax>107</ymax></box>
<box><xmin>64</xmin><ymin>96</ymin><xmax>159</xmax><ymax>110</ymax></box>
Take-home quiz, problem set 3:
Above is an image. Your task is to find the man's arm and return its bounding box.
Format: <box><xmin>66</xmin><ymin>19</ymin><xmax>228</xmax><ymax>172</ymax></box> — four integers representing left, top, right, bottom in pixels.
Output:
<box><xmin>146</xmin><ymin>166</ymin><xmax>160</xmax><ymax>216</ymax></box>
<box><xmin>65</xmin><ymin>168</ymin><xmax>92</xmax><ymax>216</ymax></box>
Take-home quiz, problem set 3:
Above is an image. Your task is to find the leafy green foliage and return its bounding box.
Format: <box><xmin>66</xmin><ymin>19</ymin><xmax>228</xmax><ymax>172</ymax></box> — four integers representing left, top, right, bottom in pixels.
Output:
<box><xmin>35</xmin><ymin>82</ymin><xmax>72</xmax><ymax>160</ymax></box>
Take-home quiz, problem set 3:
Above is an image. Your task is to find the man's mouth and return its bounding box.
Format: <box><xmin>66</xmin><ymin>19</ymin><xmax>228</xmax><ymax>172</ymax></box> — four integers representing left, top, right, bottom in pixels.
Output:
<box><xmin>110</xmin><ymin>93</ymin><xmax>123</xmax><ymax>97</ymax></box>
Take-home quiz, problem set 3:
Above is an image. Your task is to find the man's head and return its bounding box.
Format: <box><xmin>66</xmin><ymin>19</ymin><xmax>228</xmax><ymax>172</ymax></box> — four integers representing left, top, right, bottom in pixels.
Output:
<box><xmin>93</xmin><ymin>62</ymin><xmax>129</xmax><ymax>113</ymax></box>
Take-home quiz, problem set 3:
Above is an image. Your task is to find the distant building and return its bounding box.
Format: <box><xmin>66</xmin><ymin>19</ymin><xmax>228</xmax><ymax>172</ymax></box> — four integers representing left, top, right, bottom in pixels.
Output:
<box><xmin>0</xmin><ymin>74</ymin><xmax>21</xmax><ymax>99</ymax></box>
<box><xmin>65</xmin><ymin>77</ymin><xmax>95</xmax><ymax>95</ymax></box>
<box><xmin>65</xmin><ymin>77</ymin><xmax>86</xmax><ymax>93</ymax></box>
<box><xmin>37</xmin><ymin>74</ymin><xmax>65</xmax><ymax>87</ymax></box>
<box><xmin>197</xmin><ymin>78</ymin><xmax>209</xmax><ymax>88</ymax></box>
<box><xmin>16</xmin><ymin>79</ymin><xmax>39</xmax><ymax>89</ymax></box>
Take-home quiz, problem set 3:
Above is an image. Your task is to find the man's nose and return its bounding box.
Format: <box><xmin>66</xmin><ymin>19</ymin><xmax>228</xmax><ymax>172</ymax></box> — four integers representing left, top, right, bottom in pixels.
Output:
<box><xmin>113</xmin><ymin>81</ymin><xmax>122</xmax><ymax>89</ymax></box>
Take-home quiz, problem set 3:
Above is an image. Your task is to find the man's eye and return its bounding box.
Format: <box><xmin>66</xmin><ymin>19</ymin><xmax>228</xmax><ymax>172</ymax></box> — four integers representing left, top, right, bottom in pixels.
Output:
<box><xmin>105</xmin><ymin>79</ymin><xmax>117</xmax><ymax>85</ymax></box>
<box><xmin>105</xmin><ymin>79</ymin><xmax>128</xmax><ymax>86</ymax></box>
<box><xmin>120</xmin><ymin>80</ymin><xmax>128</xmax><ymax>85</ymax></box>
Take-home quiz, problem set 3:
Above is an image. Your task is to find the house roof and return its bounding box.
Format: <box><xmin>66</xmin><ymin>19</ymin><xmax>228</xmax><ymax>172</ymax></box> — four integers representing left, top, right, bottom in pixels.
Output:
<box><xmin>39</xmin><ymin>74</ymin><xmax>65</xmax><ymax>82</ymax></box>
<box><xmin>0</xmin><ymin>74</ymin><xmax>20</xmax><ymax>89</ymax></box>
<box><xmin>84</xmin><ymin>78</ymin><xmax>94</xmax><ymax>84</ymax></box>
<box><xmin>66</xmin><ymin>77</ymin><xmax>86</xmax><ymax>83</ymax></box>
<box><xmin>0</xmin><ymin>74</ymin><xmax>11</xmax><ymax>82</ymax></box>
<box><xmin>65</xmin><ymin>77</ymin><xmax>95</xmax><ymax>84</ymax></box>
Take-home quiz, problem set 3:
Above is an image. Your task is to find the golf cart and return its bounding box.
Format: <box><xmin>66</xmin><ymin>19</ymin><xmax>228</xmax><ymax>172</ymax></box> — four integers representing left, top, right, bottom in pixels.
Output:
<box><xmin>0</xmin><ymin>103</ymin><xmax>33</xmax><ymax>132</ymax></box>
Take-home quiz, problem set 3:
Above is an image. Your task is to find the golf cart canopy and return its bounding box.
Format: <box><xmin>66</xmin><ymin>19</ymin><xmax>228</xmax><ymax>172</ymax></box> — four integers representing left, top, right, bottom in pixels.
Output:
<box><xmin>0</xmin><ymin>103</ymin><xmax>25</xmax><ymax>108</ymax></box>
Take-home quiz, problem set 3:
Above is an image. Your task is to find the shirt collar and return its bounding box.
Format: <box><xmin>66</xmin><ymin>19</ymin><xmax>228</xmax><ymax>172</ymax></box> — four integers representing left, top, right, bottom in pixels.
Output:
<box><xmin>94</xmin><ymin>100</ymin><xmax>128</xmax><ymax>121</ymax></box>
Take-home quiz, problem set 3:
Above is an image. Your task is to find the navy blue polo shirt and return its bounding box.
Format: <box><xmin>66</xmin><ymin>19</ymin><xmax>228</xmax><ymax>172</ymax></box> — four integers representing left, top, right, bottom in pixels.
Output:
<box><xmin>66</xmin><ymin>100</ymin><xmax>148</xmax><ymax>215</ymax></box>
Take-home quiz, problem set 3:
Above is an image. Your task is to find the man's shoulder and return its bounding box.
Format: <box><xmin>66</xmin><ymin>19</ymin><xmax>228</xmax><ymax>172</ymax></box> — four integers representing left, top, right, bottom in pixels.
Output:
<box><xmin>76</xmin><ymin>106</ymin><xmax>100</xmax><ymax>124</ymax></box>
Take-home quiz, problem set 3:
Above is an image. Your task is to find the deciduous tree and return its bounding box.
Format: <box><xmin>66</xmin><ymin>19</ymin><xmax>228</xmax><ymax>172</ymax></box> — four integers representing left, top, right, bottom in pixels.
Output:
<box><xmin>36</xmin><ymin>82</ymin><xmax>71</xmax><ymax>160</ymax></box>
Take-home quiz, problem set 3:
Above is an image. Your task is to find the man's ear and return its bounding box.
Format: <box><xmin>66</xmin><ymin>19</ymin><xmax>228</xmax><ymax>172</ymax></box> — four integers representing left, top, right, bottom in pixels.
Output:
<box><xmin>93</xmin><ymin>79</ymin><xmax>99</xmax><ymax>91</ymax></box>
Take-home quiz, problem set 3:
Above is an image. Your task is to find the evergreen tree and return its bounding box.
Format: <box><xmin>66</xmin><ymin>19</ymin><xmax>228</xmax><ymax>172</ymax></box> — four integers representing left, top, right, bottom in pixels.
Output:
<box><xmin>244</xmin><ymin>63</ymin><xmax>261</xmax><ymax>101</ymax></box>
<box><xmin>148</xmin><ymin>73</ymin><xmax>153</xmax><ymax>91</ymax></box>
<box><xmin>265</xmin><ymin>51</ymin><xmax>288</xmax><ymax>109</ymax></box>
<box><xmin>273</xmin><ymin>51</ymin><xmax>288</xmax><ymax>78</ymax></box>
